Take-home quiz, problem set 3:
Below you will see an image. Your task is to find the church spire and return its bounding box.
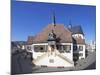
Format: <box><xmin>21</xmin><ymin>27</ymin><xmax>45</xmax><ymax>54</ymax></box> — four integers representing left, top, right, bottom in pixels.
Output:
<box><xmin>52</xmin><ymin>11</ymin><xmax>56</xmax><ymax>26</ymax></box>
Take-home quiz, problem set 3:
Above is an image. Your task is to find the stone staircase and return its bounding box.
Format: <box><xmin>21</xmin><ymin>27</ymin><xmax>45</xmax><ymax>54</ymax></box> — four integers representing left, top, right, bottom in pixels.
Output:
<box><xmin>33</xmin><ymin>53</ymin><xmax>47</xmax><ymax>64</ymax></box>
<box><xmin>57</xmin><ymin>54</ymin><xmax>74</xmax><ymax>65</ymax></box>
<box><xmin>33</xmin><ymin>51</ymin><xmax>74</xmax><ymax>67</ymax></box>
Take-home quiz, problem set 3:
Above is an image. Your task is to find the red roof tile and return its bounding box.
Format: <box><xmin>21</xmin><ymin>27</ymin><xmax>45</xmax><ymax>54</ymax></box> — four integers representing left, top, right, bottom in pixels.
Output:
<box><xmin>32</xmin><ymin>24</ymin><xmax>73</xmax><ymax>43</ymax></box>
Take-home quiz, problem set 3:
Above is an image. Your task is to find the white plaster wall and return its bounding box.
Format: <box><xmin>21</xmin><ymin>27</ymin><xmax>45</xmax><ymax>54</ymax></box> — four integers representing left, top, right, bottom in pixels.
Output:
<box><xmin>61</xmin><ymin>53</ymin><xmax>73</xmax><ymax>61</ymax></box>
<box><xmin>59</xmin><ymin>43</ymin><xmax>73</xmax><ymax>61</ymax></box>
<box><xmin>31</xmin><ymin>43</ymin><xmax>48</xmax><ymax>59</ymax></box>
<box><xmin>71</xmin><ymin>43</ymin><xmax>73</xmax><ymax>61</ymax></box>
<box><xmin>32</xmin><ymin>43</ymin><xmax>48</xmax><ymax>45</ymax></box>
<box><xmin>61</xmin><ymin>43</ymin><xmax>73</xmax><ymax>45</ymax></box>
<box><xmin>82</xmin><ymin>45</ymin><xmax>85</xmax><ymax>58</ymax></box>
<box><xmin>32</xmin><ymin>43</ymin><xmax>73</xmax><ymax>61</ymax></box>
<box><xmin>73</xmin><ymin>44</ymin><xmax>85</xmax><ymax>59</ymax></box>
<box><xmin>78</xmin><ymin>45</ymin><xmax>85</xmax><ymax>59</ymax></box>
<box><xmin>32</xmin><ymin>52</ymin><xmax>46</xmax><ymax>59</ymax></box>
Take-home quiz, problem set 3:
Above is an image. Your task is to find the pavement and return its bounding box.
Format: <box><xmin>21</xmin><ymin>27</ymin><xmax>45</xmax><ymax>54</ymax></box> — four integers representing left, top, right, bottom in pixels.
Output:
<box><xmin>73</xmin><ymin>51</ymin><xmax>96</xmax><ymax>70</ymax></box>
<box><xmin>11</xmin><ymin>51</ymin><xmax>35</xmax><ymax>74</ymax></box>
<box><xmin>11</xmin><ymin>50</ymin><xmax>96</xmax><ymax>74</ymax></box>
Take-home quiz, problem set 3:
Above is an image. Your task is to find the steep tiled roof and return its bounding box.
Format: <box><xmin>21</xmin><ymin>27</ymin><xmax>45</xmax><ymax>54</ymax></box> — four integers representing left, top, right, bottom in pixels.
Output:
<box><xmin>32</xmin><ymin>24</ymin><xmax>73</xmax><ymax>43</ymax></box>
<box><xmin>69</xmin><ymin>25</ymin><xmax>84</xmax><ymax>35</ymax></box>
<box><xmin>27</xmin><ymin>36</ymin><xmax>35</xmax><ymax>45</ymax></box>
<box><xmin>73</xmin><ymin>37</ymin><xmax>85</xmax><ymax>44</ymax></box>
<box><xmin>27</xmin><ymin>24</ymin><xmax>85</xmax><ymax>44</ymax></box>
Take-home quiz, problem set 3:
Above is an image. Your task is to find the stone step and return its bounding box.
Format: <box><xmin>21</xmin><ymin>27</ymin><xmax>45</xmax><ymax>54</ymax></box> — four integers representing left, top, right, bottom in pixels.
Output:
<box><xmin>57</xmin><ymin>54</ymin><xmax>74</xmax><ymax>64</ymax></box>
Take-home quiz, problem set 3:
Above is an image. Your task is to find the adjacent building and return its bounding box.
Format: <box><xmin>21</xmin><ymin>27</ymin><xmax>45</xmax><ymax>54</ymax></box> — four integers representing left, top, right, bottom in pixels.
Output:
<box><xmin>86</xmin><ymin>40</ymin><xmax>96</xmax><ymax>52</ymax></box>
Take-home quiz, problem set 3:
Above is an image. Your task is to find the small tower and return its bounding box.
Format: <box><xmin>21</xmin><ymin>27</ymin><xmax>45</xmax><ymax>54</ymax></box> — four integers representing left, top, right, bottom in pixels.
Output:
<box><xmin>68</xmin><ymin>19</ymin><xmax>72</xmax><ymax>28</ymax></box>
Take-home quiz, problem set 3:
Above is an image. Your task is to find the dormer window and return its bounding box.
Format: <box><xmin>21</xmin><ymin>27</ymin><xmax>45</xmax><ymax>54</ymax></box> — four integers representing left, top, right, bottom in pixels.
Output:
<box><xmin>48</xmin><ymin>30</ymin><xmax>56</xmax><ymax>40</ymax></box>
<box><xmin>47</xmin><ymin>30</ymin><xmax>56</xmax><ymax>45</ymax></box>
<box><xmin>48</xmin><ymin>32</ymin><xmax>54</xmax><ymax>40</ymax></box>
<box><xmin>72</xmin><ymin>34</ymin><xmax>84</xmax><ymax>39</ymax></box>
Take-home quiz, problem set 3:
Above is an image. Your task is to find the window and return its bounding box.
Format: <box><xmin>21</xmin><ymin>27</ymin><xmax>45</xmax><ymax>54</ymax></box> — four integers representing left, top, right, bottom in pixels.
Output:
<box><xmin>79</xmin><ymin>46</ymin><xmax>83</xmax><ymax>51</ymax></box>
<box><xmin>67</xmin><ymin>45</ymin><xmax>71</xmax><ymax>50</ymax></box>
<box><xmin>66</xmin><ymin>45</ymin><xmax>71</xmax><ymax>52</ymax></box>
<box><xmin>39</xmin><ymin>47</ymin><xmax>43</xmax><ymax>52</ymax></box>
<box><xmin>73</xmin><ymin>46</ymin><xmax>77</xmax><ymax>50</ymax></box>
<box><xmin>62</xmin><ymin>45</ymin><xmax>71</xmax><ymax>53</ymax></box>
<box><xmin>57</xmin><ymin>45</ymin><xmax>64</xmax><ymax>53</ymax></box>
<box><xmin>79</xmin><ymin>53</ymin><xmax>83</xmax><ymax>56</ymax></box>
<box><xmin>63</xmin><ymin>45</ymin><xmax>67</xmax><ymax>50</ymax></box>
<box><xmin>40</xmin><ymin>47</ymin><xmax>43</xmax><ymax>50</ymax></box>
<box><xmin>34</xmin><ymin>45</ymin><xmax>46</xmax><ymax>52</ymax></box>
<box><xmin>34</xmin><ymin>45</ymin><xmax>39</xmax><ymax>52</ymax></box>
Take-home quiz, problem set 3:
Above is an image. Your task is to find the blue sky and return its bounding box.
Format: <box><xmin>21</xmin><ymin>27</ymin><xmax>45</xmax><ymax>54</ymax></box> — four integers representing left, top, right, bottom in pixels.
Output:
<box><xmin>11</xmin><ymin>1</ymin><xmax>96</xmax><ymax>43</ymax></box>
